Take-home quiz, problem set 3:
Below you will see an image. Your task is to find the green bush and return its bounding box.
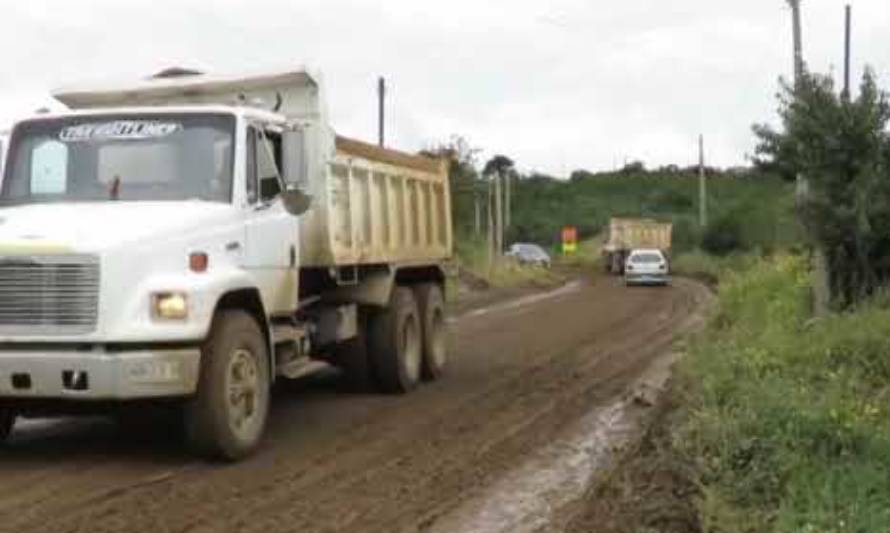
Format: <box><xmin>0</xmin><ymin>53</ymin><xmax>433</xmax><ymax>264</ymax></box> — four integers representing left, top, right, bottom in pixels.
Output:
<box><xmin>701</xmin><ymin>215</ymin><xmax>747</xmax><ymax>256</ymax></box>
<box><xmin>676</xmin><ymin>256</ymin><xmax>890</xmax><ymax>532</ymax></box>
<box><xmin>754</xmin><ymin>69</ymin><xmax>890</xmax><ymax>308</ymax></box>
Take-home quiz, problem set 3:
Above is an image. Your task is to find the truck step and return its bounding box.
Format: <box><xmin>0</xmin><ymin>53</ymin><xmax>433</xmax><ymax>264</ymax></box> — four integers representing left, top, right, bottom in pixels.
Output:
<box><xmin>276</xmin><ymin>358</ymin><xmax>330</xmax><ymax>380</ymax></box>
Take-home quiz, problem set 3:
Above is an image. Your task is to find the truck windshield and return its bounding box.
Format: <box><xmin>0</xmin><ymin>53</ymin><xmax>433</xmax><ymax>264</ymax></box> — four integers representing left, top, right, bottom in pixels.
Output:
<box><xmin>1</xmin><ymin>113</ymin><xmax>234</xmax><ymax>205</ymax></box>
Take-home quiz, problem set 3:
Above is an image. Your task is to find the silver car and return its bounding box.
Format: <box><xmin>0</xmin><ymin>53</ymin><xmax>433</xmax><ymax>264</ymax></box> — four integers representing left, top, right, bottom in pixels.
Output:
<box><xmin>624</xmin><ymin>249</ymin><xmax>670</xmax><ymax>286</ymax></box>
<box><xmin>506</xmin><ymin>243</ymin><xmax>552</xmax><ymax>268</ymax></box>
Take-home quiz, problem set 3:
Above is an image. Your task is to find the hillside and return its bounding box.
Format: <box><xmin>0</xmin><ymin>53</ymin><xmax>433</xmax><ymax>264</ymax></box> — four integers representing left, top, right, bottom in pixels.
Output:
<box><xmin>500</xmin><ymin>172</ymin><xmax>800</xmax><ymax>253</ymax></box>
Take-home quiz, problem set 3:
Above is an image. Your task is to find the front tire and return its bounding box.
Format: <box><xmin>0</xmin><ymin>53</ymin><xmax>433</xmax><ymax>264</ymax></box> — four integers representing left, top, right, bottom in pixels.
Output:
<box><xmin>415</xmin><ymin>284</ymin><xmax>447</xmax><ymax>381</ymax></box>
<box><xmin>369</xmin><ymin>287</ymin><xmax>423</xmax><ymax>393</ymax></box>
<box><xmin>185</xmin><ymin>310</ymin><xmax>270</xmax><ymax>461</ymax></box>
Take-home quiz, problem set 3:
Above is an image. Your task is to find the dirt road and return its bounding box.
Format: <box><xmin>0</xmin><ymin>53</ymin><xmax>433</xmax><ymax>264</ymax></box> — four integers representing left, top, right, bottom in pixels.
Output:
<box><xmin>0</xmin><ymin>275</ymin><xmax>709</xmax><ymax>533</ymax></box>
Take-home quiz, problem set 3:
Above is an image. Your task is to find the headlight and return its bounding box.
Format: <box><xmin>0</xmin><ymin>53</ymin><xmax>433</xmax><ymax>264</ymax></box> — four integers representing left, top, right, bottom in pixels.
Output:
<box><xmin>152</xmin><ymin>292</ymin><xmax>189</xmax><ymax>320</ymax></box>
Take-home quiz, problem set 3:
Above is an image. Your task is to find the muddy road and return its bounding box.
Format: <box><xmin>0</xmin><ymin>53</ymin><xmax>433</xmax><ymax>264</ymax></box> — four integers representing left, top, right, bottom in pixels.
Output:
<box><xmin>0</xmin><ymin>276</ymin><xmax>709</xmax><ymax>533</ymax></box>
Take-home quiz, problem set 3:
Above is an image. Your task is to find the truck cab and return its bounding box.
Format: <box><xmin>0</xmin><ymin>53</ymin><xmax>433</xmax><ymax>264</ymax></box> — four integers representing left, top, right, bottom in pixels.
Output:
<box><xmin>0</xmin><ymin>71</ymin><xmax>451</xmax><ymax>460</ymax></box>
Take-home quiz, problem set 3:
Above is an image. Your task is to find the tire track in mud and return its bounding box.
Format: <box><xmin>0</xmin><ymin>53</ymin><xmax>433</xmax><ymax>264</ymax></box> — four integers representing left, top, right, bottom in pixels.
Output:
<box><xmin>0</xmin><ymin>276</ymin><xmax>709</xmax><ymax>533</ymax></box>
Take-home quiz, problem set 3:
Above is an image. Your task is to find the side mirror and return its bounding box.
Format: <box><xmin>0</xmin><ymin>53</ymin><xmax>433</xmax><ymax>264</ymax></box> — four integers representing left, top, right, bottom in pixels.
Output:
<box><xmin>282</xmin><ymin>128</ymin><xmax>308</xmax><ymax>186</ymax></box>
<box><xmin>280</xmin><ymin>127</ymin><xmax>312</xmax><ymax>216</ymax></box>
<box><xmin>281</xmin><ymin>186</ymin><xmax>312</xmax><ymax>216</ymax></box>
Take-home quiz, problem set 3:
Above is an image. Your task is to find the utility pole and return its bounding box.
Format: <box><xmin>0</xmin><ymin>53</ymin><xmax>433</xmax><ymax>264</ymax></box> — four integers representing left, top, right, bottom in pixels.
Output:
<box><xmin>790</xmin><ymin>1</ymin><xmax>804</xmax><ymax>81</ymax></box>
<box><xmin>788</xmin><ymin>0</ymin><xmax>830</xmax><ymax>313</ymax></box>
<box><xmin>377</xmin><ymin>77</ymin><xmax>385</xmax><ymax>147</ymax></box>
<box><xmin>698</xmin><ymin>134</ymin><xmax>708</xmax><ymax>229</ymax></box>
<box><xmin>487</xmin><ymin>177</ymin><xmax>495</xmax><ymax>270</ymax></box>
<box><xmin>505</xmin><ymin>170</ymin><xmax>512</xmax><ymax>231</ymax></box>
<box><xmin>843</xmin><ymin>4</ymin><xmax>852</xmax><ymax>99</ymax></box>
<box><xmin>789</xmin><ymin>0</ymin><xmax>805</xmax><ymax>201</ymax></box>
<box><xmin>474</xmin><ymin>191</ymin><xmax>481</xmax><ymax>237</ymax></box>
<box><xmin>494</xmin><ymin>171</ymin><xmax>504</xmax><ymax>256</ymax></box>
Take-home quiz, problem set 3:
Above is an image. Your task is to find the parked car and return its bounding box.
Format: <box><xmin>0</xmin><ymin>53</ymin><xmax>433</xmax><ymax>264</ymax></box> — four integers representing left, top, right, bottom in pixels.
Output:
<box><xmin>506</xmin><ymin>243</ymin><xmax>552</xmax><ymax>268</ymax></box>
<box><xmin>624</xmin><ymin>248</ymin><xmax>670</xmax><ymax>286</ymax></box>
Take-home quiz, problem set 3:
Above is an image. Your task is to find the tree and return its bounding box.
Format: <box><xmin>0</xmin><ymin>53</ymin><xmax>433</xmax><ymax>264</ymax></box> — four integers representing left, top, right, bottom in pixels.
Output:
<box><xmin>483</xmin><ymin>155</ymin><xmax>515</xmax><ymax>178</ymax></box>
<box><xmin>753</xmin><ymin>68</ymin><xmax>890</xmax><ymax>308</ymax></box>
<box><xmin>423</xmin><ymin>135</ymin><xmax>481</xmax><ymax>237</ymax></box>
<box><xmin>620</xmin><ymin>160</ymin><xmax>646</xmax><ymax>175</ymax></box>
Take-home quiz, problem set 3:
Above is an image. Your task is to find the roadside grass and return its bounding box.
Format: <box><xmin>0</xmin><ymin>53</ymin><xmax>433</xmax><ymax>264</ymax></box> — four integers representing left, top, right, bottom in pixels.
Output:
<box><xmin>675</xmin><ymin>255</ymin><xmax>890</xmax><ymax>532</ymax></box>
<box><xmin>556</xmin><ymin>238</ymin><xmax>603</xmax><ymax>272</ymax></box>
<box><xmin>447</xmin><ymin>236</ymin><xmax>565</xmax><ymax>301</ymax></box>
<box><xmin>670</xmin><ymin>250</ymin><xmax>761</xmax><ymax>286</ymax></box>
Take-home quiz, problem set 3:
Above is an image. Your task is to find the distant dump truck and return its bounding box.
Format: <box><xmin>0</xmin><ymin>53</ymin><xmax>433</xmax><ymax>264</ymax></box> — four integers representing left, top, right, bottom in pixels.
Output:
<box><xmin>0</xmin><ymin>70</ymin><xmax>452</xmax><ymax>460</ymax></box>
<box><xmin>602</xmin><ymin>218</ymin><xmax>672</xmax><ymax>274</ymax></box>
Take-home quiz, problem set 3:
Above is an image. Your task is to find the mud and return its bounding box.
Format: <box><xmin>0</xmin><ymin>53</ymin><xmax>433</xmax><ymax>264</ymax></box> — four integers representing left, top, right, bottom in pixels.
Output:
<box><xmin>0</xmin><ymin>275</ymin><xmax>710</xmax><ymax>533</ymax></box>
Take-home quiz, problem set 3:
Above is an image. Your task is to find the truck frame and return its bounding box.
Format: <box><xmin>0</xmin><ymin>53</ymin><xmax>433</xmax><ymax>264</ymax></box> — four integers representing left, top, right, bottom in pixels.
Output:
<box><xmin>0</xmin><ymin>70</ymin><xmax>451</xmax><ymax>460</ymax></box>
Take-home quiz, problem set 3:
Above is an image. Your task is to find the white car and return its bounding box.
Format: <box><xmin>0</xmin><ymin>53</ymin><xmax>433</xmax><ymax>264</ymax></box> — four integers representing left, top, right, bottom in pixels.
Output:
<box><xmin>506</xmin><ymin>243</ymin><xmax>552</xmax><ymax>268</ymax></box>
<box><xmin>624</xmin><ymin>249</ymin><xmax>670</xmax><ymax>286</ymax></box>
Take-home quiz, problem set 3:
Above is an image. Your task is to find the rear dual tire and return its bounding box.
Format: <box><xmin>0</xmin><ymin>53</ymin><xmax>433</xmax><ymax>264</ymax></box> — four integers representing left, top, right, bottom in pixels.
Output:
<box><xmin>414</xmin><ymin>284</ymin><xmax>447</xmax><ymax>381</ymax></box>
<box><xmin>368</xmin><ymin>284</ymin><xmax>448</xmax><ymax>393</ymax></box>
<box><xmin>369</xmin><ymin>287</ymin><xmax>424</xmax><ymax>393</ymax></box>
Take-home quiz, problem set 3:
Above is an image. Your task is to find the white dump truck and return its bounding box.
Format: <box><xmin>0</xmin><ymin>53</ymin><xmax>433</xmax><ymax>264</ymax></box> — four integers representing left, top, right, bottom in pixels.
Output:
<box><xmin>0</xmin><ymin>70</ymin><xmax>452</xmax><ymax>460</ymax></box>
<box><xmin>602</xmin><ymin>217</ymin><xmax>672</xmax><ymax>275</ymax></box>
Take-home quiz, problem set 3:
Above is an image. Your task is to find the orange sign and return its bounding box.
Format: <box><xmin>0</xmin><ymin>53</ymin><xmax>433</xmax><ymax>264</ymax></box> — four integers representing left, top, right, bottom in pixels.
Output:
<box><xmin>562</xmin><ymin>225</ymin><xmax>578</xmax><ymax>255</ymax></box>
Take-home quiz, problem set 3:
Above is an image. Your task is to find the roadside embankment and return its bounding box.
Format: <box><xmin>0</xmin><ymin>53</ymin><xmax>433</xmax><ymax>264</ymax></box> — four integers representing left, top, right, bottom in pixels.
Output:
<box><xmin>568</xmin><ymin>254</ymin><xmax>890</xmax><ymax>532</ymax></box>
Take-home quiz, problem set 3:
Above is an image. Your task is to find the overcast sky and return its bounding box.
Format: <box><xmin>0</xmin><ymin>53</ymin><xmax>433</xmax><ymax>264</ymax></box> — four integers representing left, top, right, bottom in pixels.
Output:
<box><xmin>0</xmin><ymin>0</ymin><xmax>887</xmax><ymax>175</ymax></box>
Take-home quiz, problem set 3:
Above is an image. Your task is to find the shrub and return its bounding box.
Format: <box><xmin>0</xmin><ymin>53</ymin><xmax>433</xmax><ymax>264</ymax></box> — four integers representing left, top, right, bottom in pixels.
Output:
<box><xmin>701</xmin><ymin>215</ymin><xmax>747</xmax><ymax>256</ymax></box>
<box><xmin>754</xmin><ymin>68</ymin><xmax>890</xmax><ymax>308</ymax></box>
<box><xmin>676</xmin><ymin>257</ymin><xmax>890</xmax><ymax>532</ymax></box>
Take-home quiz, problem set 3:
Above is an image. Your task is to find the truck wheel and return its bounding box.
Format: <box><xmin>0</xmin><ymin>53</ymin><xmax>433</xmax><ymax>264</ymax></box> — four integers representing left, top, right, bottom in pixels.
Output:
<box><xmin>414</xmin><ymin>284</ymin><xmax>447</xmax><ymax>381</ymax></box>
<box><xmin>369</xmin><ymin>286</ymin><xmax>422</xmax><ymax>393</ymax></box>
<box><xmin>333</xmin><ymin>311</ymin><xmax>376</xmax><ymax>392</ymax></box>
<box><xmin>0</xmin><ymin>409</ymin><xmax>15</xmax><ymax>443</ymax></box>
<box><xmin>185</xmin><ymin>310</ymin><xmax>270</xmax><ymax>461</ymax></box>
<box><xmin>611</xmin><ymin>253</ymin><xmax>623</xmax><ymax>275</ymax></box>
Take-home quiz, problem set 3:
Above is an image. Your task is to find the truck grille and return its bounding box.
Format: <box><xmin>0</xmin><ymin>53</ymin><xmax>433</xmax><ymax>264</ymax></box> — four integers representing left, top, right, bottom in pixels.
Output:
<box><xmin>0</xmin><ymin>255</ymin><xmax>100</xmax><ymax>335</ymax></box>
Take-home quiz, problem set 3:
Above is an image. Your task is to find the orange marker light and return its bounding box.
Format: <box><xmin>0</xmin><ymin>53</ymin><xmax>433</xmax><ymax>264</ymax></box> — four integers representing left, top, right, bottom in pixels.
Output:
<box><xmin>189</xmin><ymin>252</ymin><xmax>209</xmax><ymax>273</ymax></box>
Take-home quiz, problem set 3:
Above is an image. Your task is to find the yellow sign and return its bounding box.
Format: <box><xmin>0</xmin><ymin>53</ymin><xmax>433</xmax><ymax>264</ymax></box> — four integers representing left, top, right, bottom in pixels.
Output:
<box><xmin>561</xmin><ymin>226</ymin><xmax>578</xmax><ymax>255</ymax></box>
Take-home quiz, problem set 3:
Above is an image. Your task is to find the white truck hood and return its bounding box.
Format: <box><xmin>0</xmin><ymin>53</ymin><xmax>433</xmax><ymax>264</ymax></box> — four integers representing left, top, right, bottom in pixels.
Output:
<box><xmin>0</xmin><ymin>201</ymin><xmax>239</xmax><ymax>254</ymax></box>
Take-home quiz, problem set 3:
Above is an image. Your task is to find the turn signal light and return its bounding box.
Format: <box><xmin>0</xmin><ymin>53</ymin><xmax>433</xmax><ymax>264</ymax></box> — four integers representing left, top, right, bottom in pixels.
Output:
<box><xmin>189</xmin><ymin>252</ymin><xmax>209</xmax><ymax>273</ymax></box>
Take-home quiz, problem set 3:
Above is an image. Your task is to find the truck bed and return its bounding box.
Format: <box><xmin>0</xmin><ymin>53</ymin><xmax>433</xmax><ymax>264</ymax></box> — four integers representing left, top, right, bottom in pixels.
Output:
<box><xmin>603</xmin><ymin>218</ymin><xmax>672</xmax><ymax>253</ymax></box>
<box><xmin>300</xmin><ymin>136</ymin><xmax>452</xmax><ymax>268</ymax></box>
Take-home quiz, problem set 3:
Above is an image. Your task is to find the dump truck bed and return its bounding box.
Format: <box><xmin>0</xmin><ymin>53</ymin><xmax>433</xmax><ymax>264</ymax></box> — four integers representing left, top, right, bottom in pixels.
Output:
<box><xmin>603</xmin><ymin>218</ymin><xmax>672</xmax><ymax>253</ymax></box>
<box><xmin>300</xmin><ymin>136</ymin><xmax>452</xmax><ymax>267</ymax></box>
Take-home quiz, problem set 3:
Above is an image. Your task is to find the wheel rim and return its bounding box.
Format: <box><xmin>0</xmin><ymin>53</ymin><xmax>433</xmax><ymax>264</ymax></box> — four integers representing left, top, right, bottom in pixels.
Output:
<box><xmin>429</xmin><ymin>308</ymin><xmax>447</xmax><ymax>371</ymax></box>
<box><xmin>401</xmin><ymin>314</ymin><xmax>422</xmax><ymax>383</ymax></box>
<box><xmin>226</xmin><ymin>348</ymin><xmax>263</xmax><ymax>440</ymax></box>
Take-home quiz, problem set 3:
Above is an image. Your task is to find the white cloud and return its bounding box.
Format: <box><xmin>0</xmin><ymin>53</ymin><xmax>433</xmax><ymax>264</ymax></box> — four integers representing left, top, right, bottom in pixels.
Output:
<box><xmin>1</xmin><ymin>0</ymin><xmax>888</xmax><ymax>174</ymax></box>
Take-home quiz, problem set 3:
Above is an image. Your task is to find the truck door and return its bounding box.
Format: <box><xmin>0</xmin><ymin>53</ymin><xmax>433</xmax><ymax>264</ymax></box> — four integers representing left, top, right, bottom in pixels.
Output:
<box><xmin>243</xmin><ymin>125</ymin><xmax>300</xmax><ymax>313</ymax></box>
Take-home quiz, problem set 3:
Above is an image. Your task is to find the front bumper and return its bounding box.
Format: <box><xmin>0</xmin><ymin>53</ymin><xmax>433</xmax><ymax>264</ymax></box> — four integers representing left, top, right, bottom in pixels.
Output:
<box><xmin>625</xmin><ymin>273</ymin><xmax>671</xmax><ymax>285</ymax></box>
<box><xmin>0</xmin><ymin>346</ymin><xmax>201</xmax><ymax>400</ymax></box>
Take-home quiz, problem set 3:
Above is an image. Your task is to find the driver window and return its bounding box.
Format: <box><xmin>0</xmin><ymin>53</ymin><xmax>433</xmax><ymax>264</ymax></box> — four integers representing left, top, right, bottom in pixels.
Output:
<box><xmin>256</xmin><ymin>129</ymin><xmax>282</xmax><ymax>203</ymax></box>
